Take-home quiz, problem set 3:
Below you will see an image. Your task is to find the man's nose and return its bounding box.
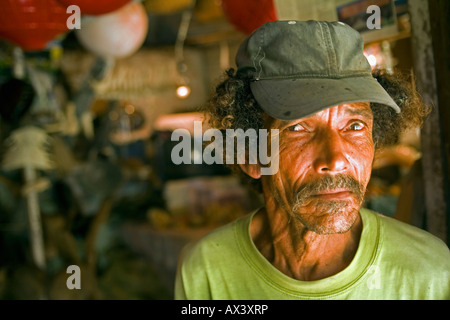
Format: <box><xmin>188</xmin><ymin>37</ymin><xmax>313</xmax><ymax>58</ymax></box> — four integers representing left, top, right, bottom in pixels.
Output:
<box><xmin>312</xmin><ymin>130</ymin><xmax>349</xmax><ymax>174</ymax></box>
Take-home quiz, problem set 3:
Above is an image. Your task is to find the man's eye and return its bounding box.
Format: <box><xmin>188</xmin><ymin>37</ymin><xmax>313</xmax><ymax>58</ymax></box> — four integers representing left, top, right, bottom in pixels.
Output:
<box><xmin>349</xmin><ymin>122</ymin><xmax>365</xmax><ymax>131</ymax></box>
<box><xmin>288</xmin><ymin>123</ymin><xmax>306</xmax><ymax>132</ymax></box>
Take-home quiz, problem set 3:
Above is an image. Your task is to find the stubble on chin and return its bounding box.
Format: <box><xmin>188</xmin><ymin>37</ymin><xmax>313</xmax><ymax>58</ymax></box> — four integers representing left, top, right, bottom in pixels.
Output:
<box><xmin>290</xmin><ymin>174</ymin><xmax>366</xmax><ymax>235</ymax></box>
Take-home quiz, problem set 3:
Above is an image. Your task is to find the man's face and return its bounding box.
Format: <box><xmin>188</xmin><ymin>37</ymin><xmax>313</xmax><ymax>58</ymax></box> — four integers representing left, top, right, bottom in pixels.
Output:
<box><xmin>263</xmin><ymin>102</ymin><xmax>374</xmax><ymax>235</ymax></box>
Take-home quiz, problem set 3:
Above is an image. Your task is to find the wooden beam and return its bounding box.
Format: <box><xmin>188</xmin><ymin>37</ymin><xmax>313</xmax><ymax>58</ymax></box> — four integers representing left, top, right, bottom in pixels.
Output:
<box><xmin>408</xmin><ymin>0</ymin><xmax>449</xmax><ymax>244</ymax></box>
<box><xmin>428</xmin><ymin>0</ymin><xmax>450</xmax><ymax>245</ymax></box>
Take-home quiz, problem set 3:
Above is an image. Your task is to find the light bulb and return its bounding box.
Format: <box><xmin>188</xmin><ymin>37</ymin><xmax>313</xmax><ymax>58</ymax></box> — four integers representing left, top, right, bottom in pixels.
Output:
<box><xmin>176</xmin><ymin>84</ymin><xmax>191</xmax><ymax>98</ymax></box>
<box><xmin>367</xmin><ymin>54</ymin><xmax>377</xmax><ymax>68</ymax></box>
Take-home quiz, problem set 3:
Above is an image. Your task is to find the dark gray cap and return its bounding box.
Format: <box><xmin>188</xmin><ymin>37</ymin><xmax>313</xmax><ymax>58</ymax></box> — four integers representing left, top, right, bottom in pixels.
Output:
<box><xmin>235</xmin><ymin>20</ymin><xmax>400</xmax><ymax>120</ymax></box>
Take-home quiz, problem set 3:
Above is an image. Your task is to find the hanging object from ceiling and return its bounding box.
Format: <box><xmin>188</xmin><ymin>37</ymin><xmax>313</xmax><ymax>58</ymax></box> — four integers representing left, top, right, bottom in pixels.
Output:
<box><xmin>56</xmin><ymin>0</ymin><xmax>131</xmax><ymax>16</ymax></box>
<box><xmin>75</xmin><ymin>2</ymin><xmax>148</xmax><ymax>59</ymax></box>
<box><xmin>221</xmin><ymin>0</ymin><xmax>278</xmax><ymax>35</ymax></box>
<box><xmin>2</xmin><ymin>126</ymin><xmax>54</xmax><ymax>271</ymax></box>
<box><xmin>0</xmin><ymin>0</ymin><xmax>71</xmax><ymax>51</ymax></box>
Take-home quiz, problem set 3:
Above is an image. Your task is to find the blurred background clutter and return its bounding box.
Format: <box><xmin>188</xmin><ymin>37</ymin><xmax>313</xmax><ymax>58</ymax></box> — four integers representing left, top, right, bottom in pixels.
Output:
<box><xmin>0</xmin><ymin>0</ymin><xmax>448</xmax><ymax>299</ymax></box>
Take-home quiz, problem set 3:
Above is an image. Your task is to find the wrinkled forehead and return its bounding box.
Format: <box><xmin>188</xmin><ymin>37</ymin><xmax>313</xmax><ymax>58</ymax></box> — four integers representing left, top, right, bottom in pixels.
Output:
<box><xmin>264</xmin><ymin>102</ymin><xmax>373</xmax><ymax>128</ymax></box>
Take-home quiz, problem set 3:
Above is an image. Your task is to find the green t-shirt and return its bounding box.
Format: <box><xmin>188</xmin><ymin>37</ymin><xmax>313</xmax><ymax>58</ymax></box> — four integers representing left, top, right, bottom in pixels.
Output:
<box><xmin>175</xmin><ymin>208</ymin><xmax>450</xmax><ymax>299</ymax></box>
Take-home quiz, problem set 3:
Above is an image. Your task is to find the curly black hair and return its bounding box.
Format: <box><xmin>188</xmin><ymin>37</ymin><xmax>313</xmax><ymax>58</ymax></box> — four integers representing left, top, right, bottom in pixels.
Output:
<box><xmin>203</xmin><ymin>68</ymin><xmax>430</xmax><ymax>192</ymax></box>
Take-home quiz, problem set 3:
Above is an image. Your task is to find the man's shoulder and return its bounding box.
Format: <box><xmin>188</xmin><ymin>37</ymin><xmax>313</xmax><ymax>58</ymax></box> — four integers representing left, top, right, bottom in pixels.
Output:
<box><xmin>377</xmin><ymin>210</ymin><xmax>447</xmax><ymax>249</ymax></box>
<box><xmin>363</xmin><ymin>208</ymin><xmax>450</xmax><ymax>266</ymax></box>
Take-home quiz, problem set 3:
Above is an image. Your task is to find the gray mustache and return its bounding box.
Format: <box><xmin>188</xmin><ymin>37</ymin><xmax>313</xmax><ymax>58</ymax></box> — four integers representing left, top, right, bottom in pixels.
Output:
<box><xmin>295</xmin><ymin>174</ymin><xmax>365</xmax><ymax>202</ymax></box>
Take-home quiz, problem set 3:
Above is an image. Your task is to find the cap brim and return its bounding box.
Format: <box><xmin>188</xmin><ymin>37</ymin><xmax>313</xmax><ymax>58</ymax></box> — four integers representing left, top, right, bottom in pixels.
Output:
<box><xmin>250</xmin><ymin>76</ymin><xmax>400</xmax><ymax>121</ymax></box>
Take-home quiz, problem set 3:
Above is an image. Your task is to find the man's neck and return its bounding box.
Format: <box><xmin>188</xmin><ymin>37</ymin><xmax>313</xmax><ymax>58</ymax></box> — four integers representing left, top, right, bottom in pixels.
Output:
<box><xmin>249</xmin><ymin>206</ymin><xmax>362</xmax><ymax>281</ymax></box>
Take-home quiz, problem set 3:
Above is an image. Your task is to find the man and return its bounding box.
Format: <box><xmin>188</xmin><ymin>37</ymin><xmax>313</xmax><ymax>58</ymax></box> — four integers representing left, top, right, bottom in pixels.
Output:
<box><xmin>174</xmin><ymin>20</ymin><xmax>450</xmax><ymax>299</ymax></box>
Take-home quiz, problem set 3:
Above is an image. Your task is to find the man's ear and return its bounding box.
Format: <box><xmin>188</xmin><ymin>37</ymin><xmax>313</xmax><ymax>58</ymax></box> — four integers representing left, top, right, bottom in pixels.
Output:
<box><xmin>238</xmin><ymin>163</ymin><xmax>261</xmax><ymax>180</ymax></box>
